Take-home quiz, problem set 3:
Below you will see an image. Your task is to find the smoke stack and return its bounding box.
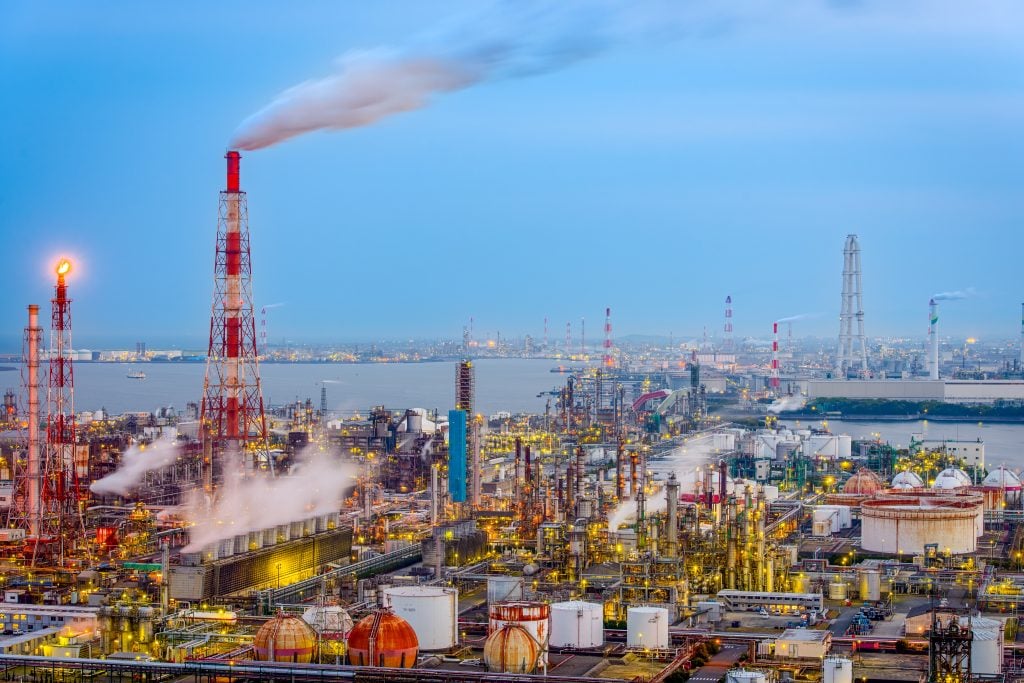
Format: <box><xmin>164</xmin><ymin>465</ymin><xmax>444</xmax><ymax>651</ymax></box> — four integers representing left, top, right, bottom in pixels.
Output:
<box><xmin>226</xmin><ymin>150</ymin><xmax>240</xmax><ymax>192</ymax></box>
<box><xmin>580</xmin><ymin>317</ymin><xmax>585</xmax><ymax>357</ymax></box>
<box><xmin>1020</xmin><ymin>303</ymin><xmax>1023</xmax><ymax>369</ymax></box>
<box><xmin>771</xmin><ymin>321</ymin><xmax>780</xmax><ymax>390</ymax></box>
<box><xmin>603</xmin><ymin>307</ymin><xmax>614</xmax><ymax>368</ymax></box>
<box><xmin>929</xmin><ymin>299</ymin><xmax>939</xmax><ymax>380</ymax></box>
<box><xmin>666</xmin><ymin>473</ymin><xmax>679</xmax><ymax>558</ymax></box>
<box><xmin>26</xmin><ymin>305</ymin><xmax>41</xmax><ymax>539</ymax></box>
<box><xmin>724</xmin><ymin>295</ymin><xmax>733</xmax><ymax>353</ymax></box>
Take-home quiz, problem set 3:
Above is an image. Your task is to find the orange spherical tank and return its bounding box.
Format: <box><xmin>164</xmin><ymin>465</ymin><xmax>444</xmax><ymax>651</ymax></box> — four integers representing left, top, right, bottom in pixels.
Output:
<box><xmin>253</xmin><ymin>614</ymin><xmax>317</xmax><ymax>663</ymax></box>
<box><xmin>843</xmin><ymin>468</ymin><xmax>883</xmax><ymax>495</ymax></box>
<box><xmin>347</xmin><ymin>609</ymin><xmax>419</xmax><ymax>668</ymax></box>
<box><xmin>484</xmin><ymin>624</ymin><xmax>541</xmax><ymax>674</ymax></box>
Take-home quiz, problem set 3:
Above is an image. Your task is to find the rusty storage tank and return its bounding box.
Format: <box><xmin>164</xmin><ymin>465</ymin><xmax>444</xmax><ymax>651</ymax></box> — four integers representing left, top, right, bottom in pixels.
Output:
<box><xmin>861</xmin><ymin>494</ymin><xmax>982</xmax><ymax>555</ymax></box>
<box><xmin>483</xmin><ymin>623</ymin><xmax>542</xmax><ymax>674</ymax></box>
<box><xmin>347</xmin><ymin>608</ymin><xmax>419</xmax><ymax>668</ymax></box>
<box><xmin>253</xmin><ymin>613</ymin><xmax>317</xmax><ymax>663</ymax></box>
<box><xmin>489</xmin><ymin>601</ymin><xmax>550</xmax><ymax>665</ymax></box>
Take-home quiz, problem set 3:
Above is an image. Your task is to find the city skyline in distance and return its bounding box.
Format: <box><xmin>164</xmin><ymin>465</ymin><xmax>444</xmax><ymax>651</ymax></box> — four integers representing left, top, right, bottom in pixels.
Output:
<box><xmin>2</xmin><ymin>2</ymin><xmax>1022</xmax><ymax>349</ymax></box>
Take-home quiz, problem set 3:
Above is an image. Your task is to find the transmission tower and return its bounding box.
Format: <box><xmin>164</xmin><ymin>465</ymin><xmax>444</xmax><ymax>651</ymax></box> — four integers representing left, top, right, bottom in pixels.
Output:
<box><xmin>837</xmin><ymin>234</ymin><xmax>868</xmax><ymax>377</ymax></box>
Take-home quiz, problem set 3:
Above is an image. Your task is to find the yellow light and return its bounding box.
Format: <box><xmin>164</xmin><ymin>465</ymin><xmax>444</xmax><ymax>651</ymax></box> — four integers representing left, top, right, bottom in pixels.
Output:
<box><xmin>56</xmin><ymin>259</ymin><xmax>72</xmax><ymax>276</ymax></box>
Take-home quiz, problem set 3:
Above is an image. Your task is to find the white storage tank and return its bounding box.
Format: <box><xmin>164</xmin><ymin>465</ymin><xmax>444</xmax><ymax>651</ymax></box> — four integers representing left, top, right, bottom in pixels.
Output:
<box><xmin>383</xmin><ymin>586</ymin><xmax>458</xmax><ymax>651</ymax></box>
<box><xmin>727</xmin><ymin>670</ymin><xmax>767</xmax><ymax>683</ymax></box>
<box><xmin>550</xmin><ymin>601</ymin><xmax>604</xmax><ymax>648</ymax></box>
<box><xmin>626</xmin><ymin>606</ymin><xmax>669</xmax><ymax>649</ymax></box>
<box><xmin>487</xmin><ymin>576</ymin><xmax>524</xmax><ymax>604</ymax></box>
<box><xmin>859</xmin><ymin>570</ymin><xmax>881</xmax><ymax>601</ymax></box>
<box><xmin>970</xmin><ymin>617</ymin><xmax>1003</xmax><ymax>675</ymax></box>
<box><xmin>824</xmin><ymin>656</ymin><xmax>853</xmax><ymax>683</ymax></box>
<box><xmin>829</xmin><ymin>581</ymin><xmax>847</xmax><ymax>600</ymax></box>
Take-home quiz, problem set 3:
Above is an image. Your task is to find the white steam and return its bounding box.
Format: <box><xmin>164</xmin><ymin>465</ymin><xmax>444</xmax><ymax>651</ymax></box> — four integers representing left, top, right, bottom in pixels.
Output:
<box><xmin>776</xmin><ymin>313</ymin><xmax>816</xmax><ymax>323</ymax></box>
<box><xmin>607</xmin><ymin>434</ymin><xmax>720</xmax><ymax>534</ymax></box>
<box><xmin>90</xmin><ymin>436</ymin><xmax>179</xmax><ymax>496</ymax></box>
<box><xmin>183</xmin><ymin>448</ymin><xmax>358</xmax><ymax>551</ymax></box>
<box><xmin>767</xmin><ymin>395</ymin><xmax>806</xmax><ymax>414</ymax></box>
<box><xmin>932</xmin><ymin>288</ymin><xmax>976</xmax><ymax>301</ymax></box>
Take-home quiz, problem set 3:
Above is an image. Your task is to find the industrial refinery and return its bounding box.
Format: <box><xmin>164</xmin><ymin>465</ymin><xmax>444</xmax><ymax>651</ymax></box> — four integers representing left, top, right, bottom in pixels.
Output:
<box><xmin>0</xmin><ymin>149</ymin><xmax>1022</xmax><ymax>683</ymax></box>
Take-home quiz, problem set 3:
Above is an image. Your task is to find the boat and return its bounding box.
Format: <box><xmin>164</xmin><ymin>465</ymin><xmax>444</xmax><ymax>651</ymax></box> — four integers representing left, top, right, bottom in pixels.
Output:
<box><xmin>126</xmin><ymin>368</ymin><xmax>146</xmax><ymax>380</ymax></box>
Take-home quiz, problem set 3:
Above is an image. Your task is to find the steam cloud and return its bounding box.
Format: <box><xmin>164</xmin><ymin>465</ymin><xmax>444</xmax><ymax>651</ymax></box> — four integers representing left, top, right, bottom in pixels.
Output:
<box><xmin>932</xmin><ymin>288</ymin><xmax>976</xmax><ymax>301</ymax></box>
<box><xmin>183</xmin><ymin>448</ymin><xmax>358</xmax><ymax>551</ymax></box>
<box><xmin>776</xmin><ymin>313</ymin><xmax>819</xmax><ymax>323</ymax></box>
<box><xmin>767</xmin><ymin>395</ymin><xmax>807</xmax><ymax>414</ymax></box>
<box><xmin>229</xmin><ymin>2</ymin><xmax>680</xmax><ymax>150</ymax></box>
<box><xmin>90</xmin><ymin>436</ymin><xmax>179</xmax><ymax>496</ymax></box>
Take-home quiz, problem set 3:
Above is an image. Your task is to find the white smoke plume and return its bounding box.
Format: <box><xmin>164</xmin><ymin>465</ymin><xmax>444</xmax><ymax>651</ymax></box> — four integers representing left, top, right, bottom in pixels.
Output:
<box><xmin>183</xmin><ymin>448</ymin><xmax>358</xmax><ymax>551</ymax></box>
<box><xmin>607</xmin><ymin>434</ymin><xmax>720</xmax><ymax>533</ymax></box>
<box><xmin>90</xmin><ymin>436</ymin><xmax>179</xmax><ymax>496</ymax></box>
<box><xmin>767</xmin><ymin>395</ymin><xmax>806</xmax><ymax>414</ymax></box>
<box><xmin>932</xmin><ymin>288</ymin><xmax>976</xmax><ymax>301</ymax></box>
<box><xmin>776</xmin><ymin>313</ymin><xmax>821</xmax><ymax>323</ymax></box>
<box><xmin>229</xmin><ymin>2</ymin><xmax>718</xmax><ymax>150</ymax></box>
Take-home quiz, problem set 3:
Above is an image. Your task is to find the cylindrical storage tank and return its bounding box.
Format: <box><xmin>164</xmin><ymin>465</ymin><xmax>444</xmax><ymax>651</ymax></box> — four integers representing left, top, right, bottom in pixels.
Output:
<box><xmin>487</xmin><ymin>576</ymin><xmax>524</xmax><ymax>604</ymax></box>
<box><xmin>407</xmin><ymin>411</ymin><xmax>423</xmax><ymax>433</ymax></box>
<box><xmin>489</xmin><ymin>602</ymin><xmax>550</xmax><ymax>663</ymax></box>
<box><xmin>253</xmin><ymin>613</ymin><xmax>316</xmax><ymax>663</ymax></box>
<box><xmin>970</xmin><ymin>617</ymin><xmax>1003</xmax><ymax>675</ymax></box>
<box><xmin>626</xmin><ymin>606</ymin><xmax>669</xmax><ymax>649</ymax></box>
<box><xmin>484</xmin><ymin>624</ymin><xmax>540</xmax><ymax>674</ymax></box>
<box><xmin>550</xmin><ymin>601</ymin><xmax>604</xmax><ymax>648</ymax></box>
<box><xmin>859</xmin><ymin>570</ymin><xmax>881</xmax><ymax>601</ymax></box>
<box><xmin>727</xmin><ymin>671</ymin><xmax>767</xmax><ymax>683</ymax></box>
<box><xmin>383</xmin><ymin>586</ymin><xmax>458</xmax><ymax>651</ymax></box>
<box><xmin>791</xmin><ymin>574</ymin><xmax>809</xmax><ymax>594</ymax></box>
<box><xmin>138</xmin><ymin>607</ymin><xmax>154</xmax><ymax>642</ymax></box>
<box><xmin>824</xmin><ymin>657</ymin><xmax>854</xmax><ymax>683</ymax></box>
<box><xmin>347</xmin><ymin>609</ymin><xmax>418</xmax><ymax>668</ymax></box>
<box><xmin>861</xmin><ymin>497</ymin><xmax>981</xmax><ymax>555</ymax></box>
<box><xmin>829</xmin><ymin>581</ymin><xmax>847</xmax><ymax>600</ymax></box>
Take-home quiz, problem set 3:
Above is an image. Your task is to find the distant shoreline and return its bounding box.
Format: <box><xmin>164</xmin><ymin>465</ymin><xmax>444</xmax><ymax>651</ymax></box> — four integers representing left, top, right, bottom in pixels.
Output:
<box><xmin>779</xmin><ymin>411</ymin><xmax>1024</xmax><ymax>424</ymax></box>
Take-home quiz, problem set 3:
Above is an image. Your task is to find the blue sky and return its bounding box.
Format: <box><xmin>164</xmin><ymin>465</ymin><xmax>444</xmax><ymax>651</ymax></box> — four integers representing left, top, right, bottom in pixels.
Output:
<box><xmin>1</xmin><ymin>1</ymin><xmax>1022</xmax><ymax>349</ymax></box>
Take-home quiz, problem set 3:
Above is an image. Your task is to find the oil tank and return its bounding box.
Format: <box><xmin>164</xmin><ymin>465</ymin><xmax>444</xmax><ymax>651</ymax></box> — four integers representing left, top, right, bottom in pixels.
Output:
<box><xmin>861</xmin><ymin>496</ymin><xmax>981</xmax><ymax>554</ymax></box>
<box><xmin>626</xmin><ymin>606</ymin><xmax>669</xmax><ymax>649</ymax></box>
<box><xmin>727</xmin><ymin>671</ymin><xmax>767</xmax><ymax>683</ymax></box>
<box><xmin>253</xmin><ymin>613</ymin><xmax>317</xmax><ymax>663</ymax></box>
<box><xmin>791</xmin><ymin>574</ymin><xmax>809</xmax><ymax>593</ymax></box>
<box><xmin>970</xmin><ymin>617</ymin><xmax>1003</xmax><ymax>675</ymax></box>
<box><xmin>347</xmin><ymin>608</ymin><xmax>418</xmax><ymax>668</ymax></box>
<box><xmin>383</xmin><ymin>586</ymin><xmax>458</xmax><ymax>651</ymax></box>
<box><xmin>549</xmin><ymin>601</ymin><xmax>604</xmax><ymax>648</ymax></box>
<box><xmin>828</xmin><ymin>581</ymin><xmax>847</xmax><ymax>600</ymax></box>
<box><xmin>824</xmin><ymin>657</ymin><xmax>853</xmax><ymax>683</ymax></box>
<box><xmin>489</xmin><ymin>602</ymin><xmax>550</xmax><ymax>664</ymax></box>
<box><xmin>484</xmin><ymin>624</ymin><xmax>540</xmax><ymax>674</ymax></box>
<box><xmin>858</xmin><ymin>570</ymin><xmax>881</xmax><ymax>601</ymax></box>
<box><xmin>487</xmin><ymin>576</ymin><xmax>524</xmax><ymax>604</ymax></box>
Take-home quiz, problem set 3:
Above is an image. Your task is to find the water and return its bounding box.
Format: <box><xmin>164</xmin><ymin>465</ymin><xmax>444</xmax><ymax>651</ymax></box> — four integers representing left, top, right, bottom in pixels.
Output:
<box><xmin>779</xmin><ymin>417</ymin><xmax>1024</xmax><ymax>471</ymax></box>
<box><xmin>69</xmin><ymin>359</ymin><xmax>564</xmax><ymax>417</ymax></box>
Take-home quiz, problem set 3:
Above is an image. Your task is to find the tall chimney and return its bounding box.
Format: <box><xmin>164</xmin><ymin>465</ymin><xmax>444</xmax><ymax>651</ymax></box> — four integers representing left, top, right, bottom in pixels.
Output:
<box><xmin>929</xmin><ymin>299</ymin><xmax>939</xmax><ymax>380</ymax></box>
<box><xmin>26</xmin><ymin>305</ymin><xmax>41</xmax><ymax>539</ymax></box>
<box><xmin>666</xmin><ymin>473</ymin><xmax>679</xmax><ymax>558</ymax></box>
<box><xmin>771</xmin><ymin>322</ymin><xmax>780</xmax><ymax>391</ymax></box>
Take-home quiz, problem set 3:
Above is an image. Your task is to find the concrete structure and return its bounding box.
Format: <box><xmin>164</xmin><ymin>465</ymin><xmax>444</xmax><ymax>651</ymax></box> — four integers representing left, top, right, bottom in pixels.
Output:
<box><xmin>824</xmin><ymin>656</ymin><xmax>854</xmax><ymax>683</ymax></box>
<box><xmin>727</xmin><ymin>671</ymin><xmax>767</xmax><ymax>683</ymax></box>
<box><xmin>383</xmin><ymin>586</ymin><xmax>457</xmax><ymax>651</ymax></box>
<box><xmin>775</xmin><ymin>628</ymin><xmax>831</xmax><ymax>659</ymax></box>
<box><xmin>549</xmin><ymin>601</ymin><xmax>604</xmax><ymax>649</ymax></box>
<box><xmin>807</xmin><ymin>379</ymin><xmax>1024</xmax><ymax>403</ymax></box>
<box><xmin>860</xmin><ymin>495</ymin><xmax>982</xmax><ymax>555</ymax></box>
<box><xmin>837</xmin><ymin>234</ymin><xmax>868</xmax><ymax>378</ymax></box>
<box><xmin>716</xmin><ymin>591</ymin><xmax>823</xmax><ymax>613</ymax></box>
<box><xmin>626</xmin><ymin>606</ymin><xmax>669</xmax><ymax>649</ymax></box>
<box><xmin>0</xmin><ymin>604</ymin><xmax>97</xmax><ymax>634</ymax></box>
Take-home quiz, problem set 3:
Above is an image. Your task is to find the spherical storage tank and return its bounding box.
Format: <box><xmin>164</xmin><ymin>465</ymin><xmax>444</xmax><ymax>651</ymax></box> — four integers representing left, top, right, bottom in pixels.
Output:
<box><xmin>843</xmin><ymin>469</ymin><xmax>884</xmax><ymax>495</ymax></box>
<box><xmin>891</xmin><ymin>471</ymin><xmax>925</xmax><ymax>489</ymax></box>
<box><xmin>550</xmin><ymin>601</ymin><xmax>604</xmax><ymax>648</ymax></box>
<box><xmin>302</xmin><ymin>605</ymin><xmax>353</xmax><ymax>659</ymax></box>
<box><xmin>824</xmin><ymin>657</ymin><xmax>853</xmax><ymax>683</ymax></box>
<box><xmin>383</xmin><ymin>586</ymin><xmax>458</xmax><ymax>651</ymax></box>
<box><xmin>626</xmin><ymin>606</ymin><xmax>669</xmax><ymax>649</ymax></box>
<box><xmin>484</xmin><ymin>624</ymin><xmax>542</xmax><ymax>674</ymax></box>
<box><xmin>984</xmin><ymin>466</ymin><xmax>1022</xmax><ymax>506</ymax></box>
<box><xmin>727</xmin><ymin>670</ymin><xmax>767</xmax><ymax>683</ymax></box>
<box><xmin>490</xmin><ymin>602</ymin><xmax>550</xmax><ymax>663</ymax></box>
<box><xmin>347</xmin><ymin>608</ymin><xmax>419</xmax><ymax>668</ymax></box>
<box><xmin>254</xmin><ymin>613</ymin><xmax>317</xmax><ymax>663</ymax></box>
<box><xmin>933</xmin><ymin>468</ymin><xmax>972</xmax><ymax>490</ymax></box>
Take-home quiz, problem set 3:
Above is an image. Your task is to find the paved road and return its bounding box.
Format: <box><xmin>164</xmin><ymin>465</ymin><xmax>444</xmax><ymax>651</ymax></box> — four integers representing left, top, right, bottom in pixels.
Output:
<box><xmin>688</xmin><ymin>643</ymin><xmax>746</xmax><ymax>683</ymax></box>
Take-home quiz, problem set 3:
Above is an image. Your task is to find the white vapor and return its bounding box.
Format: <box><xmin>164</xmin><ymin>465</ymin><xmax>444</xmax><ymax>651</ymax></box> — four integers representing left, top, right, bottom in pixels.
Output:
<box><xmin>183</xmin><ymin>448</ymin><xmax>358</xmax><ymax>551</ymax></box>
<box><xmin>767</xmin><ymin>395</ymin><xmax>806</xmax><ymax>414</ymax></box>
<box><xmin>777</xmin><ymin>313</ymin><xmax>820</xmax><ymax>323</ymax></box>
<box><xmin>90</xmin><ymin>436</ymin><xmax>179</xmax><ymax>496</ymax></box>
<box><xmin>932</xmin><ymin>288</ymin><xmax>976</xmax><ymax>301</ymax></box>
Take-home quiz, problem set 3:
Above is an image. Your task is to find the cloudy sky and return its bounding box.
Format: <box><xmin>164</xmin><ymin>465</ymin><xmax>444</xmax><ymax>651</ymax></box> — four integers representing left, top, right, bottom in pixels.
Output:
<box><xmin>1</xmin><ymin>1</ymin><xmax>1022</xmax><ymax>349</ymax></box>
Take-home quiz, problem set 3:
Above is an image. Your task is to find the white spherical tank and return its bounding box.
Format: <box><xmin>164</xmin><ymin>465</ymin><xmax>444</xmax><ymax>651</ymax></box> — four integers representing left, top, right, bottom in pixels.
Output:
<box><xmin>727</xmin><ymin>670</ymin><xmax>767</xmax><ymax>683</ymax></box>
<box><xmin>626</xmin><ymin>606</ymin><xmax>669</xmax><ymax>649</ymax></box>
<box><xmin>550</xmin><ymin>601</ymin><xmax>604</xmax><ymax>649</ymax></box>
<box><xmin>383</xmin><ymin>586</ymin><xmax>458</xmax><ymax>651</ymax></box>
<box><xmin>824</xmin><ymin>657</ymin><xmax>853</xmax><ymax>683</ymax></box>
<box><xmin>970</xmin><ymin>617</ymin><xmax>1003</xmax><ymax>675</ymax></box>
<box><xmin>858</xmin><ymin>570</ymin><xmax>881</xmax><ymax>601</ymax></box>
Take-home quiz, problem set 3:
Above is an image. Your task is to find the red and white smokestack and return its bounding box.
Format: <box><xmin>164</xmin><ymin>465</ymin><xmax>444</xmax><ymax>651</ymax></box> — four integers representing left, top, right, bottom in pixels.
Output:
<box><xmin>25</xmin><ymin>304</ymin><xmax>41</xmax><ymax>539</ymax></box>
<box><xmin>771</xmin><ymin>321</ymin><xmax>780</xmax><ymax>390</ymax></box>
<box><xmin>603</xmin><ymin>307</ymin><xmax>614</xmax><ymax>368</ymax></box>
<box><xmin>224</xmin><ymin>151</ymin><xmax>243</xmax><ymax>440</ymax></box>
<box><xmin>48</xmin><ymin>258</ymin><xmax>76</xmax><ymax>532</ymax></box>
<box><xmin>565</xmin><ymin>321</ymin><xmax>571</xmax><ymax>356</ymax></box>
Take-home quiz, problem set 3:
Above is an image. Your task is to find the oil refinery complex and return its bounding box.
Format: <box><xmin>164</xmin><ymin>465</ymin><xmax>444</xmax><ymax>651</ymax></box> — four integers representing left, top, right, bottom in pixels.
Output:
<box><xmin>3</xmin><ymin>153</ymin><xmax>1024</xmax><ymax>683</ymax></box>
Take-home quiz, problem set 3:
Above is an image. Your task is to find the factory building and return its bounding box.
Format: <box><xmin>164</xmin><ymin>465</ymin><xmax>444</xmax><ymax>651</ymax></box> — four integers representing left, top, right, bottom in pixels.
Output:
<box><xmin>808</xmin><ymin>379</ymin><xmax>1024</xmax><ymax>403</ymax></box>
